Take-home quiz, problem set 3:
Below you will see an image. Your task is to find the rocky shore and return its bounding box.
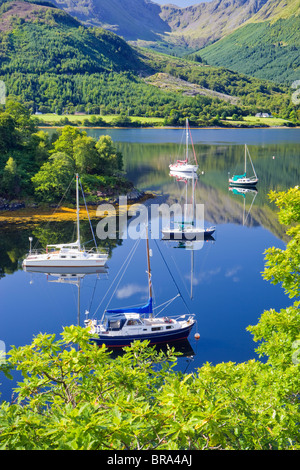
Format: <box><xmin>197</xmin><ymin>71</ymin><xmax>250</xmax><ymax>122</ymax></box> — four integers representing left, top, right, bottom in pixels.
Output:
<box><xmin>0</xmin><ymin>189</ymin><xmax>153</xmax><ymax>227</ymax></box>
<box><xmin>0</xmin><ymin>189</ymin><xmax>146</xmax><ymax>212</ymax></box>
<box><xmin>0</xmin><ymin>198</ymin><xmax>26</xmax><ymax>211</ymax></box>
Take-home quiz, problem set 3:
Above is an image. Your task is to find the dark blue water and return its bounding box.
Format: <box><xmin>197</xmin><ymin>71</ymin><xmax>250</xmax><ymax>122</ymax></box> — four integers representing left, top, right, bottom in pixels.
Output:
<box><xmin>0</xmin><ymin>128</ymin><xmax>299</xmax><ymax>402</ymax></box>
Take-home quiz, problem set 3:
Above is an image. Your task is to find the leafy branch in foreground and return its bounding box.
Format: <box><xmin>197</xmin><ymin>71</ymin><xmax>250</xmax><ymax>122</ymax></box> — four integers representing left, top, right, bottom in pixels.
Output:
<box><xmin>262</xmin><ymin>186</ymin><xmax>300</xmax><ymax>298</ymax></box>
<box><xmin>0</xmin><ymin>319</ymin><xmax>299</xmax><ymax>450</ymax></box>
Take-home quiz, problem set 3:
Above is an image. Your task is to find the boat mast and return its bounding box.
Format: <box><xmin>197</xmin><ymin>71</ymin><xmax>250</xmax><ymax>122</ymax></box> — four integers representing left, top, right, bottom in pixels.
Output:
<box><xmin>244</xmin><ymin>144</ymin><xmax>247</xmax><ymax>174</ymax></box>
<box><xmin>192</xmin><ymin>171</ymin><xmax>195</xmax><ymax>225</ymax></box>
<box><xmin>76</xmin><ymin>174</ymin><xmax>81</xmax><ymax>249</ymax></box>
<box><xmin>185</xmin><ymin>118</ymin><xmax>189</xmax><ymax>163</ymax></box>
<box><xmin>247</xmin><ymin>146</ymin><xmax>257</xmax><ymax>179</ymax></box>
<box><xmin>146</xmin><ymin>226</ymin><xmax>153</xmax><ymax>317</ymax></box>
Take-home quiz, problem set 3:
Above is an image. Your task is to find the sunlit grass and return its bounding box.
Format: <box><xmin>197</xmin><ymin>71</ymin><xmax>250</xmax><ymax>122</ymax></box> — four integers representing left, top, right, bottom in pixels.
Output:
<box><xmin>36</xmin><ymin>114</ymin><xmax>164</xmax><ymax>126</ymax></box>
<box><xmin>36</xmin><ymin>113</ymin><xmax>291</xmax><ymax>128</ymax></box>
<box><xmin>225</xmin><ymin>116</ymin><xmax>290</xmax><ymax>126</ymax></box>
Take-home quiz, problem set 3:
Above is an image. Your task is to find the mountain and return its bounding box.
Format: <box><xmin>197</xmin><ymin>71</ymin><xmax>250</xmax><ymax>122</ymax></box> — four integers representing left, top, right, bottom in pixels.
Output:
<box><xmin>50</xmin><ymin>0</ymin><xmax>271</xmax><ymax>50</ymax></box>
<box><xmin>48</xmin><ymin>0</ymin><xmax>299</xmax><ymax>83</ymax></box>
<box><xmin>52</xmin><ymin>0</ymin><xmax>171</xmax><ymax>41</ymax></box>
<box><xmin>0</xmin><ymin>0</ymin><xmax>144</xmax><ymax>73</ymax></box>
<box><xmin>159</xmin><ymin>0</ymin><xmax>269</xmax><ymax>49</ymax></box>
<box><xmin>200</xmin><ymin>0</ymin><xmax>300</xmax><ymax>84</ymax></box>
<box><xmin>0</xmin><ymin>0</ymin><xmax>291</xmax><ymax>120</ymax></box>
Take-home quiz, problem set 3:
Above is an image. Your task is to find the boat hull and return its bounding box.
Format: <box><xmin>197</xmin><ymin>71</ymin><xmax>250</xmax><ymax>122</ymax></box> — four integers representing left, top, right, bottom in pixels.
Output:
<box><xmin>91</xmin><ymin>322</ymin><xmax>195</xmax><ymax>348</ymax></box>
<box><xmin>23</xmin><ymin>256</ymin><xmax>107</xmax><ymax>268</ymax></box>
<box><xmin>169</xmin><ymin>164</ymin><xmax>198</xmax><ymax>173</ymax></box>
<box><xmin>229</xmin><ymin>178</ymin><xmax>258</xmax><ymax>187</ymax></box>
<box><xmin>23</xmin><ymin>266</ymin><xmax>108</xmax><ymax>274</ymax></box>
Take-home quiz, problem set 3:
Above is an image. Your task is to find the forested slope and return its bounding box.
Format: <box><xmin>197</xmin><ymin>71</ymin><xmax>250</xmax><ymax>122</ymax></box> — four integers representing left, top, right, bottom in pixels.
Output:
<box><xmin>0</xmin><ymin>0</ymin><xmax>295</xmax><ymax>121</ymax></box>
<box><xmin>200</xmin><ymin>0</ymin><xmax>300</xmax><ymax>84</ymax></box>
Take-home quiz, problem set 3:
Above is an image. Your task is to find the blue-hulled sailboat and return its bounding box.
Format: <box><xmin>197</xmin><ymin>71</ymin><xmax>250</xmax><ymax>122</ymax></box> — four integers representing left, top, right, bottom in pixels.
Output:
<box><xmin>229</xmin><ymin>145</ymin><xmax>258</xmax><ymax>187</ymax></box>
<box><xmin>85</xmin><ymin>228</ymin><xmax>196</xmax><ymax>347</ymax></box>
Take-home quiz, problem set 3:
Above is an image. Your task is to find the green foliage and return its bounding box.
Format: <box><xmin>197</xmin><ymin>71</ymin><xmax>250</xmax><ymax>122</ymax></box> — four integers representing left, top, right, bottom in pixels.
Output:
<box><xmin>0</xmin><ymin>318</ymin><xmax>299</xmax><ymax>449</ymax></box>
<box><xmin>32</xmin><ymin>126</ymin><xmax>124</xmax><ymax>201</ymax></box>
<box><xmin>0</xmin><ymin>113</ymin><xmax>19</xmax><ymax>151</ymax></box>
<box><xmin>95</xmin><ymin>134</ymin><xmax>123</xmax><ymax>174</ymax></box>
<box><xmin>0</xmin><ymin>331</ymin><xmax>179</xmax><ymax>450</ymax></box>
<box><xmin>0</xmin><ymin>99</ymin><xmax>45</xmax><ymax>198</ymax></box>
<box><xmin>262</xmin><ymin>186</ymin><xmax>300</xmax><ymax>298</ymax></box>
<box><xmin>1</xmin><ymin>156</ymin><xmax>20</xmax><ymax>197</ymax></box>
<box><xmin>141</xmin><ymin>49</ymin><xmax>292</xmax><ymax>119</ymax></box>
<box><xmin>31</xmin><ymin>155</ymin><xmax>74</xmax><ymax>201</ymax></box>
<box><xmin>0</xmin><ymin>100</ymin><xmax>126</xmax><ymax>201</ymax></box>
<box><xmin>248</xmin><ymin>301</ymin><xmax>300</xmax><ymax>369</ymax></box>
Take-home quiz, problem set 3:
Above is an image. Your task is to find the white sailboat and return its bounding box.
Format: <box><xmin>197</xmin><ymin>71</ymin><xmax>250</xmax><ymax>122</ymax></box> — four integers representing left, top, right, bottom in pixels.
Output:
<box><xmin>22</xmin><ymin>174</ymin><xmax>108</xmax><ymax>269</ymax></box>
<box><xmin>169</xmin><ymin>118</ymin><xmax>198</xmax><ymax>173</ymax></box>
<box><xmin>229</xmin><ymin>144</ymin><xmax>258</xmax><ymax>187</ymax></box>
<box><xmin>85</xmin><ymin>227</ymin><xmax>196</xmax><ymax>347</ymax></box>
<box><xmin>162</xmin><ymin>172</ymin><xmax>215</xmax><ymax>241</ymax></box>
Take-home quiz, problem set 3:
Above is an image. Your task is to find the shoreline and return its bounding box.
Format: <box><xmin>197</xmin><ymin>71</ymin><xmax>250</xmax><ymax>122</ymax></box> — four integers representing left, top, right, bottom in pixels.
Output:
<box><xmin>38</xmin><ymin>125</ymin><xmax>300</xmax><ymax>130</ymax></box>
<box><xmin>0</xmin><ymin>192</ymin><xmax>154</xmax><ymax>228</ymax></box>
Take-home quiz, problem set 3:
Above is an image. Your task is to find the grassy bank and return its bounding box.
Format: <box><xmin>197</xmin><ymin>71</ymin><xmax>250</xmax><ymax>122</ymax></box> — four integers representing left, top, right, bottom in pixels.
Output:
<box><xmin>35</xmin><ymin>114</ymin><xmax>165</xmax><ymax>127</ymax></box>
<box><xmin>35</xmin><ymin>113</ymin><xmax>292</xmax><ymax>128</ymax></box>
<box><xmin>224</xmin><ymin>116</ymin><xmax>291</xmax><ymax>127</ymax></box>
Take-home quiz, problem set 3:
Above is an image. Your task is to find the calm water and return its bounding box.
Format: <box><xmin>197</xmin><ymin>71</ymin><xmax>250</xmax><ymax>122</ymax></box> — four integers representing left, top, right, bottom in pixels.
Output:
<box><xmin>0</xmin><ymin>127</ymin><xmax>299</xmax><ymax>402</ymax></box>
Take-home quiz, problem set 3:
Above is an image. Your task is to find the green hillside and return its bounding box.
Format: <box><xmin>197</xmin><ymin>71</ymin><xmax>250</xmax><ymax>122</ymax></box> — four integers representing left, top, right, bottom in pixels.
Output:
<box><xmin>200</xmin><ymin>1</ymin><xmax>300</xmax><ymax>84</ymax></box>
<box><xmin>0</xmin><ymin>0</ymin><xmax>295</xmax><ymax>123</ymax></box>
<box><xmin>0</xmin><ymin>0</ymin><xmax>143</xmax><ymax>74</ymax></box>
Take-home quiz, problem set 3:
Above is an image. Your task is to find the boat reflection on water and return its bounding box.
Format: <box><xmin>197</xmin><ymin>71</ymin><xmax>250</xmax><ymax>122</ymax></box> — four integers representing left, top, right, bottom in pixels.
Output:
<box><xmin>228</xmin><ymin>186</ymin><xmax>258</xmax><ymax>226</ymax></box>
<box><xmin>23</xmin><ymin>266</ymin><xmax>109</xmax><ymax>326</ymax></box>
<box><xmin>163</xmin><ymin>169</ymin><xmax>216</xmax><ymax>241</ymax></box>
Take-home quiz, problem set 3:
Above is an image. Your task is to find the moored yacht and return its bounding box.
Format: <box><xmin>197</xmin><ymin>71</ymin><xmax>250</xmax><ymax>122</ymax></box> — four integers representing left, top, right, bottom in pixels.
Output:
<box><xmin>169</xmin><ymin>119</ymin><xmax>198</xmax><ymax>173</ymax></box>
<box><xmin>22</xmin><ymin>174</ymin><xmax>108</xmax><ymax>269</ymax></box>
<box><xmin>85</xmin><ymin>227</ymin><xmax>196</xmax><ymax>347</ymax></box>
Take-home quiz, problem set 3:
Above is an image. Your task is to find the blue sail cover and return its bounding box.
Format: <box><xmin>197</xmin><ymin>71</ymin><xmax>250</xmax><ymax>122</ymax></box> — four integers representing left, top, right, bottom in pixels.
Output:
<box><xmin>232</xmin><ymin>172</ymin><xmax>246</xmax><ymax>181</ymax></box>
<box><xmin>106</xmin><ymin>297</ymin><xmax>153</xmax><ymax>315</ymax></box>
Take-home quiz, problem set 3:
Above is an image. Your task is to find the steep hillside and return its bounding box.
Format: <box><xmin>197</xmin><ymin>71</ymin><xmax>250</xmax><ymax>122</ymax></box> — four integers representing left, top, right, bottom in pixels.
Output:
<box><xmin>0</xmin><ymin>0</ymin><xmax>144</xmax><ymax>73</ymax></box>
<box><xmin>0</xmin><ymin>0</ymin><xmax>240</xmax><ymax>120</ymax></box>
<box><xmin>52</xmin><ymin>0</ymin><xmax>170</xmax><ymax>41</ymax></box>
<box><xmin>200</xmin><ymin>0</ymin><xmax>300</xmax><ymax>84</ymax></box>
<box><xmin>0</xmin><ymin>0</ymin><xmax>292</xmax><ymax>121</ymax></box>
<box><xmin>249</xmin><ymin>0</ymin><xmax>300</xmax><ymax>20</ymax></box>
<box><xmin>159</xmin><ymin>0</ymin><xmax>269</xmax><ymax>49</ymax></box>
<box><xmin>50</xmin><ymin>0</ymin><xmax>278</xmax><ymax>53</ymax></box>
